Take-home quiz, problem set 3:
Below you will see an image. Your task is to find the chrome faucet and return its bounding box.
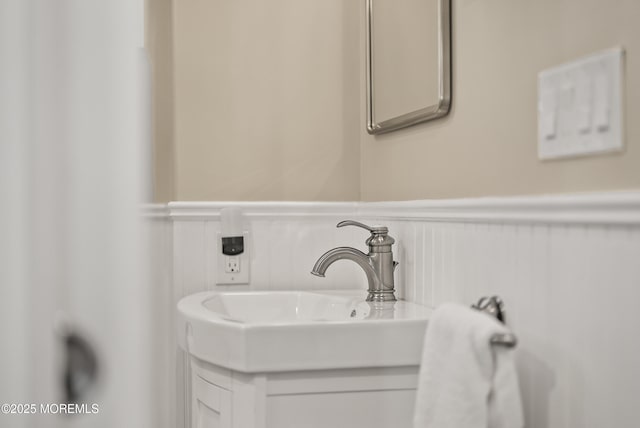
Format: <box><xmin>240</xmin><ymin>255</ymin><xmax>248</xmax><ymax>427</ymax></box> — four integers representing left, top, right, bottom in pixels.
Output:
<box><xmin>311</xmin><ymin>220</ymin><xmax>398</xmax><ymax>302</ymax></box>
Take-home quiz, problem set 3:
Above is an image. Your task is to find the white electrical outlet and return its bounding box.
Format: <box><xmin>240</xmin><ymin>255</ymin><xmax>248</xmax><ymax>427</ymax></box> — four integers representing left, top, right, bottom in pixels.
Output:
<box><xmin>225</xmin><ymin>256</ymin><xmax>240</xmax><ymax>273</ymax></box>
<box><xmin>216</xmin><ymin>231</ymin><xmax>250</xmax><ymax>285</ymax></box>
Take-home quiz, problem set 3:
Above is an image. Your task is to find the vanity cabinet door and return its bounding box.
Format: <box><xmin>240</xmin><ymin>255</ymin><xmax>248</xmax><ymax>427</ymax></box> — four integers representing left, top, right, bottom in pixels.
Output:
<box><xmin>192</xmin><ymin>375</ymin><xmax>232</xmax><ymax>428</ymax></box>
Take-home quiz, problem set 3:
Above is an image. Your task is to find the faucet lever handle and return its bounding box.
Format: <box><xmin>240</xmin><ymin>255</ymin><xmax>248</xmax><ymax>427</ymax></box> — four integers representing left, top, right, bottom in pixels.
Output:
<box><xmin>336</xmin><ymin>220</ymin><xmax>388</xmax><ymax>235</ymax></box>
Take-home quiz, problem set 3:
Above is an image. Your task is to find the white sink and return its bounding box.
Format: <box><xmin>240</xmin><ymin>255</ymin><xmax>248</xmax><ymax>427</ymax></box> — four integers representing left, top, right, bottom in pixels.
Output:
<box><xmin>177</xmin><ymin>290</ymin><xmax>431</xmax><ymax>373</ymax></box>
<box><xmin>201</xmin><ymin>291</ymin><xmax>372</xmax><ymax>323</ymax></box>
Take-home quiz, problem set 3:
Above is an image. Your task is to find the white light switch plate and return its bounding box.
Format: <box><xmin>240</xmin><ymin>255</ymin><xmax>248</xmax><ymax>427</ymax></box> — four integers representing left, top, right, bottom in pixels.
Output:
<box><xmin>216</xmin><ymin>231</ymin><xmax>250</xmax><ymax>285</ymax></box>
<box><xmin>537</xmin><ymin>48</ymin><xmax>624</xmax><ymax>160</ymax></box>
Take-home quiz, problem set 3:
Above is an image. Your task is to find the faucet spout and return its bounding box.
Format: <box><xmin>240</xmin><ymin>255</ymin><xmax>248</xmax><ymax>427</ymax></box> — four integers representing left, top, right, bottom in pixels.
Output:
<box><xmin>311</xmin><ymin>245</ymin><xmax>396</xmax><ymax>302</ymax></box>
<box><xmin>311</xmin><ymin>246</ymin><xmax>379</xmax><ymax>287</ymax></box>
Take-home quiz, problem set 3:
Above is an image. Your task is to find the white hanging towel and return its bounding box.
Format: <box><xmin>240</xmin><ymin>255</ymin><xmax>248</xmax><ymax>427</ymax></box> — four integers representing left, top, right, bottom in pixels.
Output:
<box><xmin>413</xmin><ymin>303</ymin><xmax>524</xmax><ymax>428</ymax></box>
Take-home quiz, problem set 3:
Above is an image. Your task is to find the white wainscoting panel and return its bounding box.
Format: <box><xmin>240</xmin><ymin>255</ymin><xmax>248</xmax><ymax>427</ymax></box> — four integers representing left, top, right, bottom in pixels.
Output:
<box><xmin>358</xmin><ymin>193</ymin><xmax>640</xmax><ymax>428</ymax></box>
<box><xmin>170</xmin><ymin>203</ymin><xmax>369</xmax><ymax>296</ymax></box>
<box><xmin>166</xmin><ymin>192</ymin><xmax>640</xmax><ymax>428</ymax></box>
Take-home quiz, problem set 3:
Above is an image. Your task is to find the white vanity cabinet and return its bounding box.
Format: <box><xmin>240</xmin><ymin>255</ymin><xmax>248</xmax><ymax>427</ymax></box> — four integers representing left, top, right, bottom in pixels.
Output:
<box><xmin>178</xmin><ymin>291</ymin><xmax>430</xmax><ymax>428</ymax></box>
<box><xmin>190</xmin><ymin>357</ymin><xmax>419</xmax><ymax>428</ymax></box>
<box><xmin>192</xmin><ymin>374</ymin><xmax>232</xmax><ymax>428</ymax></box>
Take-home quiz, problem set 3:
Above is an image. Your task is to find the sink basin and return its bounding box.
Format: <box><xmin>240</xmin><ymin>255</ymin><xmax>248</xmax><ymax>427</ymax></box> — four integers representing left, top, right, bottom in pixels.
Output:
<box><xmin>202</xmin><ymin>291</ymin><xmax>372</xmax><ymax>323</ymax></box>
<box><xmin>177</xmin><ymin>290</ymin><xmax>431</xmax><ymax>373</ymax></box>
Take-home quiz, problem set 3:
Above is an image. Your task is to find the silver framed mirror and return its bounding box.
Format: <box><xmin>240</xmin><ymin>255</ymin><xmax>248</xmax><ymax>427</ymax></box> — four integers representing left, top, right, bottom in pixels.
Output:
<box><xmin>365</xmin><ymin>0</ymin><xmax>451</xmax><ymax>135</ymax></box>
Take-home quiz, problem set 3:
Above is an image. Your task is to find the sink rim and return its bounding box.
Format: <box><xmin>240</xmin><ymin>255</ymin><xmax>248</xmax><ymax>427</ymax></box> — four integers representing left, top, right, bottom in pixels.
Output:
<box><xmin>179</xmin><ymin>289</ymin><xmax>431</xmax><ymax>328</ymax></box>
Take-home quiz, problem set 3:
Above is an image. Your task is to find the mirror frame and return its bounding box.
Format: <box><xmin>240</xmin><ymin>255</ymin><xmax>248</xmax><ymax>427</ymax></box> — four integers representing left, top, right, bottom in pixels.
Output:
<box><xmin>365</xmin><ymin>0</ymin><xmax>452</xmax><ymax>135</ymax></box>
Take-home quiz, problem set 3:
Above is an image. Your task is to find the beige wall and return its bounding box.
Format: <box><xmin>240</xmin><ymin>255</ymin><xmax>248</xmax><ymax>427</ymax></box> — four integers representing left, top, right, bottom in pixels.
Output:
<box><xmin>146</xmin><ymin>0</ymin><xmax>175</xmax><ymax>202</ymax></box>
<box><xmin>152</xmin><ymin>0</ymin><xmax>640</xmax><ymax>202</ymax></box>
<box><xmin>172</xmin><ymin>0</ymin><xmax>360</xmax><ymax>201</ymax></box>
<box><xmin>360</xmin><ymin>0</ymin><xmax>640</xmax><ymax>201</ymax></box>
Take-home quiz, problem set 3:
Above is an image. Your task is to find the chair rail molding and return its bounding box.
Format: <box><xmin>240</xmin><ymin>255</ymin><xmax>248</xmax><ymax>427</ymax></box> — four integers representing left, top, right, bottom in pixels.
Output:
<box><xmin>357</xmin><ymin>191</ymin><xmax>640</xmax><ymax>225</ymax></box>
<box><xmin>163</xmin><ymin>191</ymin><xmax>640</xmax><ymax>225</ymax></box>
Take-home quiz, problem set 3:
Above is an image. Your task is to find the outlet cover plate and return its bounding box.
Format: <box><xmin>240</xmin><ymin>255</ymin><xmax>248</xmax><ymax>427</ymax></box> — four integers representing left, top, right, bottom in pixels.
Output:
<box><xmin>216</xmin><ymin>231</ymin><xmax>249</xmax><ymax>285</ymax></box>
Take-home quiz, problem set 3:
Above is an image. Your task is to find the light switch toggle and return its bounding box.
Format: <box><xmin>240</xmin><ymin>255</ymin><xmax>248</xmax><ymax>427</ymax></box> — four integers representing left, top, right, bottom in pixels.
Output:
<box><xmin>593</xmin><ymin>74</ymin><xmax>610</xmax><ymax>132</ymax></box>
<box><xmin>575</xmin><ymin>76</ymin><xmax>593</xmax><ymax>134</ymax></box>
<box><xmin>539</xmin><ymin>89</ymin><xmax>557</xmax><ymax>140</ymax></box>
